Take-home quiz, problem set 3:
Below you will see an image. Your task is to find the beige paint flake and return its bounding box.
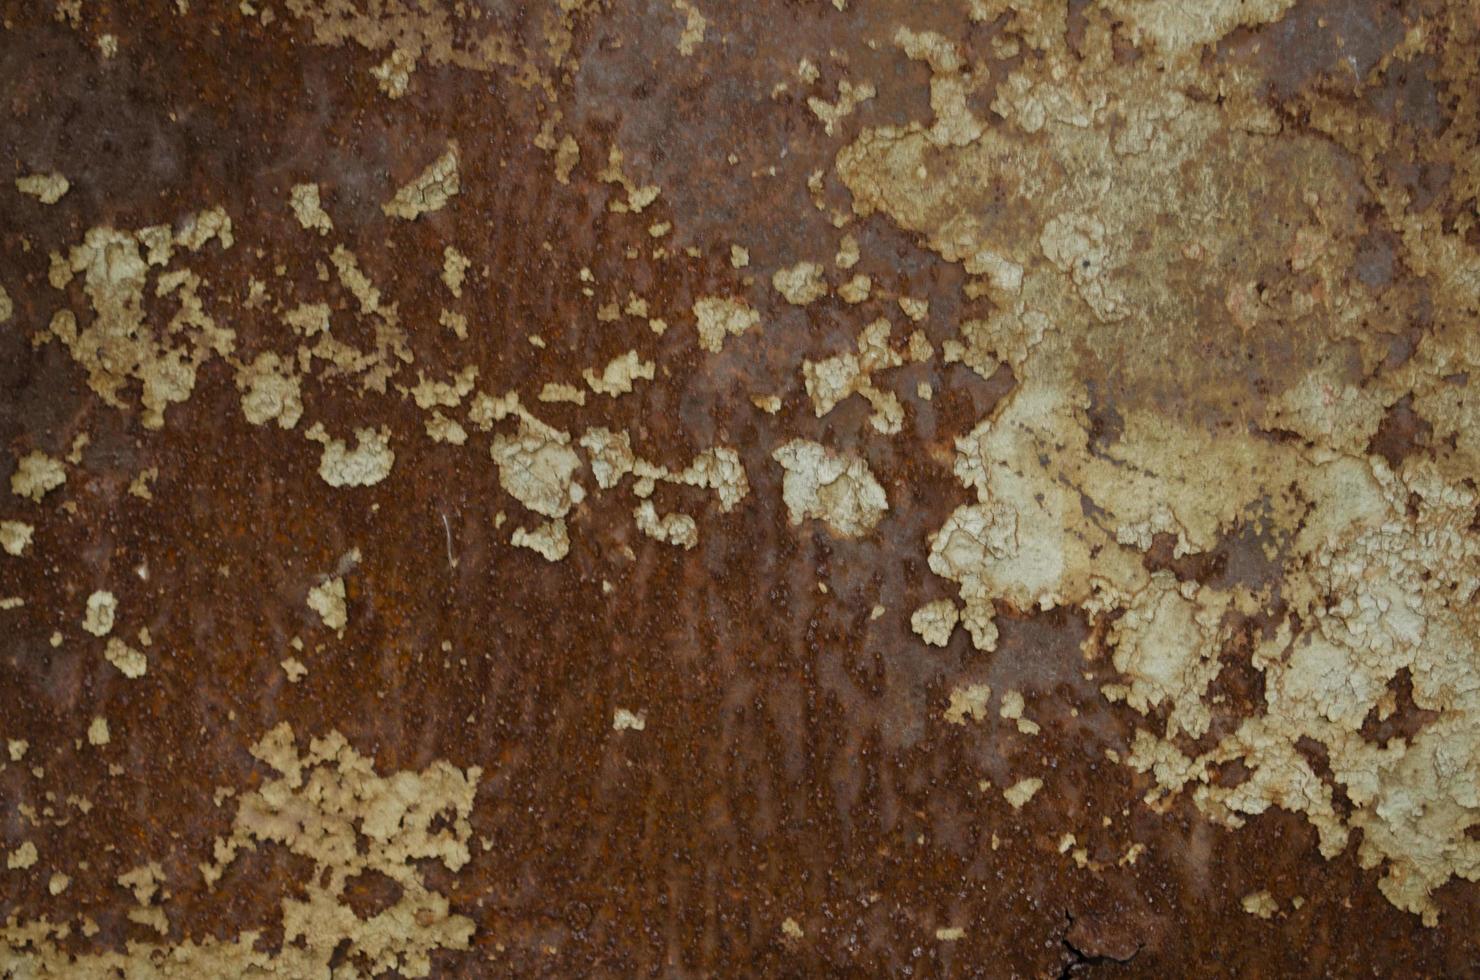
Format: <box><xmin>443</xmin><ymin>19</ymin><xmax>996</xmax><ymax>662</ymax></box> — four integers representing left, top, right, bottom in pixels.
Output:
<box><xmin>0</xmin><ymin>521</ymin><xmax>33</xmax><ymax>556</ymax></box>
<box><xmin>583</xmin><ymin>350</ymin><xmax>655</xmax><ymax>397</ymax></box>
<box><xmin>47</xmin><ymin>873</ymin><xmax>69</xmax><ymax>896</ymax></box>
<box><xmin>899</xmin><ymin>296</ymin><xmax>928</xmax><ymax>321</ymax></box>
<box><xmin>613</xmin><ymin>708</ymin><xmax>647</xmax><ymax>731</ymax></box>
<box><xmin>803</xmin><ymin>318</ymin><xmax>906</xmax><ymax>434</ymax></box>
<box><xmin>911</xmin><ymin>600</ymin><xmax>958</xmax><ymax>647</ymax></box>
<box><xmin>672</xmin><ymin>0</ymin><xmax>706</xmax><ymax>55</ymax></box>
<box><xmin>511</xmin><ymin>518</ymin><xmax>570</xmax><ymax>562</ymax></box>
<box><xmin>104</xmin><ymin>637</ymin><xmax>147</xmax><ymax>678</ymax></box>
<box><xmin>288</xmin><ymin>183</ymin><xmax>333</xmax><ymax>234</ymax></box>
<box><xmin>837</xmin><ymin>274</ymin><xmax>872</xmax><ymax>304</ymax></box>
<box><xmin>693</xmin><ymin>296</ymin><xmax>759</xmax><ymax>353</ymax></box>
<box><xmin>442</xmin><ymin>246</ymin><xmax>470</xmax><ymax>297</ymax></box>
<box><xmin>308</xmin><ymin>424</ymin><xmax>395</xmax><ymax>488</ymax></box>
<box><xmin>6</xmin><ymin>740</ymin><xmax>26</xmax><ymax>762</ymax></box>
<box><xmin>11</xmin><ymin>451</ymin><xmax>66</xmax><ymax>502</ymax></box>
<box><xmin>153</xmin><ymin>723</ymin><xmax>483</xmax><ymax>976</ymax></box>
<box><xmin>553</xmin><ymin>134</ymin><xmax>580</xmax><ymax>185</ymax></box>
<box><xmin>1003</xmin><ymin>777</ymin><xmax>1042</xmax><ymax>809</ymax></box>
<box><xmin>426</xmin><ymin>412</ymin><xmax>468</xmax><ymax>445</ymax></box>
<box><xmin>45</xmin><ymin>215</ymin><xmax>236</xmax><ymax>429</ymax></box>
<box><xmin>490</xmin><ymin>420</ymin><xmax>584</xmax><ymax>519</ymax></box>
<box><xmin>281</xmin><ymin>657</ymin><xmax>307</xmax><ymax>682</ymax></box>
<box><xmin>772</xmin><ymin>439</ymin><xmax>887</xmax><ymax>538</ymax></box>
<box><xmin>751</xmin><ymin>394</ymin><xmax>782</xmax><ymax>414</ymax></box>
<box><xmin>935</xmin><ymin>926</ymin><xmax>966</xmax><ymax>942</ymax></box>
<box><xmin>307</xmin><ymin>577</ymin><xmax>348</xmax><ymax>632</ymax></box>
<box><xmin>7</xmin><ymin>842</ymin><xmax>37</xmax><ymax>871</ymax></box>
<box><xmin>382</xmin><ymin>143</ymin><xmax>460</xmax><ymax>220</ymax></box>
<box><xmin>598</xmin><ymin>144</ymin><xmax>660</xmax><ymax>213</ymax></box>
<box><xmin>82</xmin><ymin>590</ymin><xmax>117</xmax><ymax>637</ymax></box>
<box><xmin>1241</xmin><ymin>890</ymin><xmax>1279</xmax><ymax>919</ymax></box>
<box><xmin>16</xmin><ymin>172</ymin><xmax>69</xmax><ymax>204</ymax></box>
<box><xmin>730</xmin><ymin>244</ymin><xmax>749</xmax><ymax>268</ymax></box>
<box><xmin>808</xmin><ymin>79</ymin><xmax>877</xmax><ymax>137</ymax></box>
<box><xmin>539</xmin><ymin>382</ymin><xmax>586</xmax><ymax>406</ymax></box>
<box><xmin>999</xmin><ymin>690</ymin><xmax>1040</xmax><ymax>735</ymax></box>
<box><xmin>236</xmin><ymin>352</ymin><xmax>302</xmax><ymax>429</ymax></box>
<box><xmin>371</xmin><ymin>47</ymin><xmax>417</xmax><ymax>98</ymax></box>
<box><xmin>634</xmin><ymin>500</ymin><xmax>698</xmax><ymax>549</ymax></box>
<box><xmin>87</xmin><ymin>716</ymin><xmax>110</xmax><ymax>746</ymax></box>
<box><xmin>781</xmin><ymin>917</ymin><xmax>805</xmax><ymax>940</ymax></box>
<box><xmin>772</xmin><ymin>261</ymin><xmax>828</xmax><ymax>305</ymax></box>
<box><xmin>0</xmin><ymin>283</ymin><xmax>10</xmax><ymax>323</ymax></box>
<box><xmin>944</xmin><ymin>683</ymin><xmax>991</xmax><ymax>725</ymax></box>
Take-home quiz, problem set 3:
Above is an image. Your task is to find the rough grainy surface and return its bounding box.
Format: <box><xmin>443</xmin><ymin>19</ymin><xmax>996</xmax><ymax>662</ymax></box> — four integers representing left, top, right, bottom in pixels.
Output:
<box><xmin>1</xmin><ymin>0</ymin><xmax>1478</xmax><ymax>976</ymax></box>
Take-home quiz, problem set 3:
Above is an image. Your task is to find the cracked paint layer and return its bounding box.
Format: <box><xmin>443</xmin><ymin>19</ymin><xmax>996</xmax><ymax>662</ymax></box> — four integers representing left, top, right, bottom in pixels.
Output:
<box><xmin>2</xmin><ymin>0</ymin><xmax>1479</xmax><ymax>975</ymax></box>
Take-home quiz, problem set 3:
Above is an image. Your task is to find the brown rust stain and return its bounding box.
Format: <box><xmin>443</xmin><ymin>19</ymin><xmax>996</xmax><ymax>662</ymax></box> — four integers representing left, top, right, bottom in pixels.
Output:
<box><xmin>2</xmin><ymin>0</ymin><xmax>1479</xmax><ymax>976</ymax></box>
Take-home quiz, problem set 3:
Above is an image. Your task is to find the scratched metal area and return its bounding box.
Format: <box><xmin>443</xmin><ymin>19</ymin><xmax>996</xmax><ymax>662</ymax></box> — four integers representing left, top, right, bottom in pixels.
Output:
<box><xmin>2</xmin><ymin>1</ymin><xmax>1479</xmax><ymax>977</ymax></box>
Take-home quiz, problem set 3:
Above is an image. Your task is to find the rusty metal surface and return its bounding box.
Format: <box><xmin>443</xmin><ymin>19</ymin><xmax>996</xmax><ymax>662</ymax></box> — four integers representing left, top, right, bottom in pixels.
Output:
<box><xmin>1</xmin><ymin>1</ymin><xmax>1478</xmax><ymax>976</ymax></box>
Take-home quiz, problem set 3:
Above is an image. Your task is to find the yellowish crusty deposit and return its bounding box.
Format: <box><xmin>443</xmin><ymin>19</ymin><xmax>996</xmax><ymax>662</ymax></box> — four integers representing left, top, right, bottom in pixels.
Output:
<box><xmin>831</xmin><ymin>4</ymin><xmax>1480</xmax><ymax>925</ymax></box>
<box><xmin>2</xmin><ymin>725</ymin><xmax>482</xmax><ymax>978</ymax></box>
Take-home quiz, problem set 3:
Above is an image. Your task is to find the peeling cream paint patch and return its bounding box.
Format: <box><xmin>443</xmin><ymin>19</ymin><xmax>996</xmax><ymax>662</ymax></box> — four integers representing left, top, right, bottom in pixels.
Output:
<box><xmin>86</xmin><ymin>716</ymin><xmax>110</xmax><ymax>746</ymax></box>
<box><xmin>935</xmin><ymin>926</ymin><xmax>966</xmax><ymax>942</ymax></box>
<box><xmin>803</xmin><ymin>318</ymin><xmax>906</xmax><ymax>434</ymax></box>
<box><xmin>7</xmin><ymin>842</ymin><xmax>37</xmax><ymax>871</ymax></box>
<box><xmin>613</xmin><ymin>708</ymin><xmax>647</xmax><ymax>731</ymax></box>
<box><xmin>673</xmin><ymin>0</ymin><xmax>705</xmax><ymax>55</ymax></box>
<box><xmin>308</xmin><ymin>424</ymin><xmax>395</xmax><ymax>487</ymax></box>
<box><xmin>10</xmin><ymin>451</ymin><xmax>66</xmax><ymax>502</ymax></box>
<box><xmin>944</xmin><ymin>683</ymin><xmax>991</xmax><ymax>725</ymax></box>
<box><xmin>442</xmin><ymin>245</ymin><xmax>470</xmax><ymax>298</ymax></box>
<box><xmin>281</xmin><ymin>656</ymin><xmax>307</xmax><ymax>682</ymax></box>
<box><xmin>45</xmin><ymin>215</ymin><xmax>236</xmax><ymax>429</ymax></box>
<box><xmin>382</xmin><ymin>143</ymin><xmax>460</xmax><ymax>220</ymax></box>
<box><xmin>598</xmin><ymin>144</ymin><xmax>660</xmax><ymax>213</ymax></box>
<box><xmin>772</xmin><ymin>439</ymin><xmax>887</xmax><ymax>538</ymax></box>
<box><xmin>772</xmin><ymin>261</ymin><xmax>828</xmax><ymax>305</ymax></box>
<box><xmin>1003</xmin><ymin>777</ymin><xmax>1043</xmax><ymax>809</ymax></box>
<box><xmin>371</xmin><ymin>46</ymin><xmax>417</xmax><ymax>98</ymax></box>
<box><xmin>129</xmin><ymin>468</ymin><xmax>157</xmax><ymax>500</ymax></box>
<box><xmin>552</xmin><ymin>134</ymin><xmax>581</xmax><ymax>185</ymax></box>
<box><xmin>539</xmin><ymin>382</ymin><xmax>586</xmax><ymax>406</ymax></box>
<box><xmin>1241</xmin><ymin>891</ymin><xmax>1279</xmax><ymax>919</ymax></box>
<box><xmin>837</xmin><ymin>274</ymin><xmax>872</xmax><ymax>303</ymax></box>
<box><xmin>511</xmin><ymin>518</ymin><xmax>569</xmax><ymax>562</ymax></box>
<box><xmin>490</xmin><ymin>420</ymin><xmax>584</xmax><ymax>519</ymax></box>
<box><xmin>808</xmin><ymin>78</ymin><xmax>876</xmax><ymax>136</ymax></box>
<box><xmin>693</xmin><ymin>296</ymin><xmax>759</xmax><ymax>353</ymax></box>
<box><xmin>634</xmin><ymin>500</ymin><xmax>698</xmax><ymax>549</ymax></box>
<box><xmin>82</xmin><ymin>590</ymin><xmax>117</xmax><ymax>637</ymax></box>
<box><xmin>104</xmin><ymin>637</ymin><xmax>147</xmax><ymax>678</ymax></box>
<box><xmin>289</xmin><ymin>182</ymin><xmax>333</xmax><ymax>234</ymax></box>
<box><xmin>730</xmin><ymin>244</ymin><xmax>749</xmax><ymax>268</ymax></box>
<box><xmin>0</xmin><ymin>283</ymin><xmax>11</xmax><ymax>323</ymax></box>
<box><xmin>1103</xmin><ymin>0</ymin><xmax>1298</xmax><ymax>59</ymax></box>
<box><xmin>34</xmin><ymin>723</ymin><xmax>485</xmax><ymax>977</ymax></box>
<box><xmin>0</xmin><ymin>520</ymin><xmax>33</xmax><ymax>556</ymax></box>
<box><xmin>47</xmin><ymin>873</ymin><xmax>69</xmax><ymax>895</ymax></box>
<box><xmin>583</xmin><ymin>349</ymin><xmax>655</xmax><ymax>397</ymax></box>
<box><xmin>236</xmin><ymin>352</ymin><xmax>302</xmax><ymax>429</ymax></box>
<box><xmin>307</xmin><ymin>577</ymin><xmax>348</xmax><ymax>632</ymax></box>
<box><xmin>15</xmin><ymin>172</ymin><xmax>69</xmax><ymax>204</ymax></box>
<box><xmin>426</xmin><ymin>411</ymin><xmax>468</xmax><ymax>445</ymax></box>
<box><xmin>911</xmin><ymin>600</ymin><xmax>958</xmax><ymax>647</ymax></box>
<box><xmin>999</xmin><ymin>690</ymin><xmax>1039</xmax><ymax>735</ymax></box>
<box><xmin>781</xmin><ymin>917</ymin><xmax>805</xmax><ymax>940</ymax></box>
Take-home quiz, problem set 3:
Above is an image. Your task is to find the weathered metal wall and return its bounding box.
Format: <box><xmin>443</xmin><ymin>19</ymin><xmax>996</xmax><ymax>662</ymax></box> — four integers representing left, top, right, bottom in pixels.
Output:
<box><xmin>1</xmin><ymin>0</ymin><xmax>1477</xmax><ymax>975</ymax></box>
